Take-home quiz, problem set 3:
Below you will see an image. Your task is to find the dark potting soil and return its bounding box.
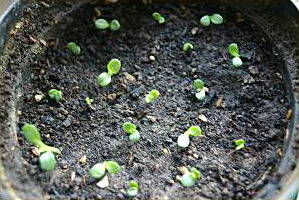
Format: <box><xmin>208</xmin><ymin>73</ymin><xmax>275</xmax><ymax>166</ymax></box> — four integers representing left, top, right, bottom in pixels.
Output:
<box><xmin>14</xmin><ymin>1</ymin><xmax>290</xmax><ymax>199</ymax></box>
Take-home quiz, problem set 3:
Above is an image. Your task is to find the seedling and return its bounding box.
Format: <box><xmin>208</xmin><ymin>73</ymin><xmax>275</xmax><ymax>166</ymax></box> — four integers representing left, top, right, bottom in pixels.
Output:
<box><xmin>98</xmin><ymin>59</ymin><xmax>121</xmax><ymax>87</ymax></box>
<box><xmin>193</xmin><ymin>79</ymin><xmax>206</xmax><ymax>102</ymax></box>
<box><xmin>39</xmin><ymin>151</ymin><xmax>57</xmax><ymax>171</ymax></box>
<box><xmin>127</xmin><ymin>180</ymin><xmax>138</xmax><ymax>197</ymax></box>
<box><xmin>90</xmin><ymin>161</ymin><xmax>121</xmax><ymax>179</ymax></box>
<box><xmin>122</xmin><ymin>122</ymin><xmax>140</xmax><ymax>142</ymax></box>
<box><xmin>228</xmin><ymin>43</ymin><xmax>243</xmax><ymax>67</ymax></box>
<box><xmin>21</xmin><ymin>123</ymin><xmax>61</xmax><ymax>154</ymax></box>
<box><xmin>183</xmin><ymin>42</ymin><xmax>194</xmax><ymax>52</ymax></box>
<box><xmin>235</xmin><ymin>139</ymin><xmax>246</xmax><ymax>150</ymax></box>
<box><xmin>95</xmin><ymin>19</ymin><xmax>109</xmax><ymax>30</ymax></box>
<box><xmin>85</xmin><ymin>97</ymin><xmax>94</xmax><ymax>106</ymax></box>
<box><xmin>145</xmin><ymin>89</ymin><xmax>160</xmax><ymax>103</ymax></box>
<box><xmin>180</xmin><ymin>167</ymin><xmax>201</xmax><ymax>187</ymax></box>
<box><xmin>67</xmin><ymin>42</ymin><xmax>81</xmax><ymax>55</ymax></box>
<box><xmin>177</xmin><ymin>126</ymin><xmax>202</xmax><ymax>148</ymax></box>
<box><xmin>110</xmin><ymin>19</ymin><xmax>121</xmax><ymax>31</ymax></box>
<box><xmin>200</xmin><ymin>14</ymin><xmax>223</xmax><ymax>26</ymax></box>
<box><xmin>152</xmin><ymin>12</ymin><xmax>165</xmax><ymax>24</ymax></box>
<box><xmin>48</xmin><ymin>89</ymin><xmax>62</xmax><ymax>102</ymax></box>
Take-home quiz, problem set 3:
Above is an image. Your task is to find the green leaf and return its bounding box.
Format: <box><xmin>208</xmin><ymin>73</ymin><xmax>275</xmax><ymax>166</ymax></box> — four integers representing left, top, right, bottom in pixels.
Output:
<box><xmin>200</xmin><ymin>15</ymin><xmax>211</xmax><ymax>26</ymax></box>
<box><xmin>39</xmin><ymin>151</ymin><xmax>57</xmax><ymax>171</ymax></box>
<box><xmin>210</xmin><ymin>14</ymin><xmax>224</xmax><ymax>25</ymax></box>
<box><xmin>228</xmin><ymin>43</ymin><xmax>240</xmax><ymax>57</ymax></box>
<box><xmin>98</xmin><ymin>72</ymin><xmax>112</xmax><ymax>87</ymax></box>
<box><xmin>193</xmin><ymin>79</ymin><xmax>204</xmax><ymax>91</ymax></box>
<box><xmin>158</xmin><ymin>16</ymin><xmax>166</xmax><ymax>24</ymax></box>
<box><xmin>235</xmin><ymin>139</ymin><xmax>246</xmax><ymax>150</ymax></box>
<box><xmin>145</xmin><ymin>90</ymin><xmax>160</xmax><ymax>103</ymax></box>
<box><xmin>190</xmin><ymin>167</ymin><xmax>201</xmax><ymax>180</ymax></box>
<box><xmin>186</xmin><ymin>126</ymin><xmax>202</xmax><ymax>137</ymax></box>
<box><xmin>90</xmin><ymin>163</ymin><xmax>106</xmax><ymax>179</ymax></box>
<box><xmin>105</xmin><ymin>161</ymin><xmax>121</xmax><ymax>174</ymax></box>
<box><xmin>110</xmin><ymin>19</ymin><xmax>121</xmax><ymax>31</ymax></box>
<box><xmin>21</xmin><ymin>124</ymin><xmax>42</xmax><ymax>146</ymax></box>
<box><xmin>122</xmin><ymin>122</ymin><xmax>136</xmax><ymax>134</ymax></box>
<box><xmin>95</xmin><ymin>19</ymin><xmax>109</xmax><ymax>30</ymax></box>
<box><xmin>67</xmin><ymin>42</ymin><xmax>81</xmax><ymax>55</ymax></box>
<box><xmin>48</xmin><ymin>89</ymin><xmax>63</xmax><ymax>102</ymax></box>
<box><xmin>129</xmin><ymin>180</ymin><xmax>138</xmax><ymax>189</ymax></box>
<box><xmin>177</xmin><ymin>133</ymin><xmax>190</xmax><ymax>148</ymax></box>
<box><xmin>127</xmin><ymin>187</ymin><xmax>138</xmax><ymax>197</ymax></box>
<box><xmin>180</xmin><ymin>173</ymin><xmax>195</xmax><ymax>187</ymax></box>
<box><xmin>152</xmin><ymin>12</ymin><xmax>161</xmax><ymax>21</ymax></box>
<box><xmin>183</xmin><ymin>42</ymin><xmax>194</xmax><ymax>52</ymax></box>
<box><xmin>107</xmin><ymin>59</ymin><xmax>121</xmax><ymax>75</ymax></box>
<box><xmin>232</xmin><ymin>57</ymin><xmax>243</xmax><ymax>67</ymax></box>
<box><xmin>129</xmin><ymin>130</ymin><xmax>140</xmax><ymax>142</ymax></box>
<box><xmin>195</xmin><ymin>90</ymin><xmax>206</xmax><ymax>102</ymax></box>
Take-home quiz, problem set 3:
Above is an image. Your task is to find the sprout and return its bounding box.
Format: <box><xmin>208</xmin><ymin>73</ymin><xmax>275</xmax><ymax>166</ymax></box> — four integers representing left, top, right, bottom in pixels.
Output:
<box><xmin>152</xmin><ymin>12</ymin><xmax>166</xmax><ymax>24</ymax></box>
<box><xmin>183</xmin><ymin>42</ymin><xmax>194</xmax><ymax>52</ymax></box>
<box><xmin>177</xmin><ymin>126</ymin><xmax>202</xmax><ymax>148</ymax></box>
<box><xmin>67</xmin><ymin>42</ymin><xmax>81</xmax><ymax>55</ymax></box>
<box><xmin>48</xmin><ymin>89</ymin><xmax>62</xmax><ymax>102</ymax></box>
<box><xmin>85</xmin><ymin>97</ymin><xmax>94</xmax><ymax>107</ymax></box>
<box><xmin>228</xmin><ymin>43</ymin><xmax>243</xmax><ymax>67</ymax></box>
<box><xmin>110</xmin><ymin>19</ymin><xmax>121</xmax><ymax>31</ymax></box>
<box><xmin>90</xmin><ymin>161</ymin><xmax>121</xmax><ymax>179</ymax></box>
<box><xmin>21</xmin><ymin>124</ymin><xmax>61</xmax><ymax>154</ymax></box>
<box><xmin>145</xmin><ymin>89</ymin><xmax>160</xmax><ymax>103</ymax></box>
<box><xmin>200</xmin><ymin>15</ymin><xmax>210</xmax><ymax>26</ymax></box>
<box><xmin>39</xmin><ymin>151</ymin><xmax>57</xmax><ymax>171</ymax></box>
<box><xmin>127</xmin><ymin>180</ymin><xmax>138</xmax><ymax>197</ymax></box>
<box><xmin>180</xmin><ymin>167</ymin><xmax>201</xmax><ymax>187</ymax></box>
<box><xmin>210</xmin><ymin>14</ymin><xmax>224</xmax><ymax>25</ymax></box>
<box><xmin>193</xmin><ymin>79</ymin><xmax>206</xmax><ymax>102</ymax></box>
<box><xmin>95</xmin><ymin>19</ymin><xmax>109</xmax><ymax>30</ymax></box>
<box><xmin>200</xmin><ymin>14</ymin><xmax>223</xmax><ymax>26</ymax></box>
<box><xmin>235</xmin><ymin>139</ymin><xmax>246</xmax><ymax>150</ymax></box>
<box><xmin>232</xmin><ymin>57</ymin><xmax>243</xmax><ymax>67</ymax></box>
<box><xmin>122</xmin><ymin>122</ymin><xmax>140</xmax><ymax>142</ymax></box>
<box><xmin>98</xmin><ymin>59</ymin><xmax>121</xmax><ymax>87</ymax></box>
<box><xmin>228</xmin><ymin>43</ymin><xmax>240</xmax><ymax>57</ymax></box>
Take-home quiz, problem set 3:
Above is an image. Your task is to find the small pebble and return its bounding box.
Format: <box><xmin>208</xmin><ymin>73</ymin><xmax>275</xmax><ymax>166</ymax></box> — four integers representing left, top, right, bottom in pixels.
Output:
<box><xmin>107</xmin><ymin>93</ymin><xmax>117</xmax><ymax>100</ymax></box>
<box><xmin>192</xmin><ymin>153</ymin><xmax>199</xmax><ymax>159</ymax></box>
<box><xmin>146</xmin><ymin>115</ymin><xmax>157</xmax><ymax>123</ymax></box>
<box><xmin>79</xmin><ymin>155</ymin><xmax>87</xmax><ymax>164</ymax></box>
<box><xmin>149</xmin><ymin>55</ymin><xmax>156</xmax><ymax>61</ymax></box>
<box><xmin>71</xmin><ymin>171</ymin><xmax>76</xmax><ymax>182</ymax></box>
<box><xmin>198</xmin><ymin>114</ymin><xmax>208</xmax><ymax>122</ymax></box>
<box><xmin>96</xmin><ymin>175</ymin><xmax>109</xmax><ymax>188</ymax></box>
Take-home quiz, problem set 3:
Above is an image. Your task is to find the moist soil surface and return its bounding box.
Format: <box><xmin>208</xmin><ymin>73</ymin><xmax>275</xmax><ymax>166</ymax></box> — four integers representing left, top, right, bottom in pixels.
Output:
<box><xmin>16</xmin><ymin>1</ymin><xmax>290</xmax><ymax>199</ymax></box>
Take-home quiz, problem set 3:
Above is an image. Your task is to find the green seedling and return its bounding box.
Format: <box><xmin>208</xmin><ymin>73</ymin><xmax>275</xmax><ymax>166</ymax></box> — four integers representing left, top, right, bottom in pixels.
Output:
<box><xmin>67</xmin><ymin>42</ymin><xmax>81</xmax><ymax>55</ymax></box>
<box><xmin>122</xmin><ymin>122</ymin><xmax>140</xmax><ymax>142</ymax></box>
<box><xmin>127</xmin><ymin>180</ymin><xmax>138</xmax><ymax>197</ymax></box>
<box><xmin>152</xmin><ymin>12</ymin><xmax>165</xmax><ymax>24</ymax></box>
<box><xmin>98</xmin><ymin>59</ymin><xmax>121</xmax><ymax>87</ymax></box>
<box><xmin>85</xmin><ymin>97</ymin><xmax>94</xmax><ymax>106</ymax></box>
<box><xmin>228</xmin><ymin>43</ymin><xmax>243</xmax><ymax>67</ymax></box>
<box><xmin>90</xmin><ymin>161</ymin><xmax>121</xmax><ymax>179</ymax></box>
<box><xmin>193</xmin><ymin>79</ymin><xmax>206</xmax><ymax>102</ymax></box>
<box><xmin>39</xmin><ymin>151</ymin><xmax>57</xmax><ymax>171</ymax></box>
<box><xmin>145</xmin><ymin>89</ymin><xmax>160</xmax><ymax>103</ymax></box>
<box><xmin>183</xmin><ymin>42</ymin><xmax>194</xmax><ymax>52</ymax></box>
<box><xmin>110</xmin><ymin>19</ymin><xmax>121</xmax><ymax>31</ymax></box>
<box><xmin>200</xmin><ymin>14</ymin><xmax>223</xmax><ymax>26</ymax></box>
<box><xmin>235</xmin><ymin>139</ymin><xmax>246</xmax><ymax>150</ymax></box>
<box><xmin>21</xmin><ymin>124</ymin><xmax>61</xmax><ymax>154</ymax></box>
<box><xmin>95</xmin><ymin>19</ymin><xmax>109</xmax><ymax>30</ymax></box>
<box><xmin>48</xmin><ymin>89</ymin><xmax>62</xmax><ymax>102</ymax></box>
<box><xmin>180</xmin><ymin>167</ymin><xmax>201</xmax><ymax>187</ymax></box>
<box><xmin>177</xmin><ymin>126</ymin><xmax>202</xmax><ymax>148</ymax></box>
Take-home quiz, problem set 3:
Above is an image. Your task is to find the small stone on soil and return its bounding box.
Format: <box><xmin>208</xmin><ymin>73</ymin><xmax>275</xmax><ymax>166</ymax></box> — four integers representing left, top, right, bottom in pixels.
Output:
<box><xmin>198</xmin><ymin>114</ymin><xmax>208</xmax><ymax>122</ymax></box>
<box><xmin>146</xmin><ymin>115</ymin><xmax>157</xmax><ymax>123</ymax></box>
<box><xmin>107</xmin><ymin>93</ymin><xmax>117</xmax><ymax>100</ymax></box>
<box><xmin>79</xmin><ymin>155</ymin><xmax>87</xmax><ymax>164</ymax></box>
<box><xmin>149</xmin><ymin>55</ymin><xmax>156</xmax><ymax>61</ymax></box>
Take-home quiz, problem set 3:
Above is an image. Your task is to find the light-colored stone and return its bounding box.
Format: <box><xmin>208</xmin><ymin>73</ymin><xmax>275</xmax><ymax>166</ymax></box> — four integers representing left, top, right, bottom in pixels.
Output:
<box><xmin>96</xmin><ymin>175</ymin><xmax>109</xmax><ymax>188</ymax></box>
